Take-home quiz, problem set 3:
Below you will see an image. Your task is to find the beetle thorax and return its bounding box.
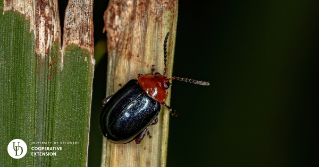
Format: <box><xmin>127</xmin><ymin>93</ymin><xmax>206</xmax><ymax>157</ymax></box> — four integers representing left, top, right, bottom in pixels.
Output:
<box><xmin>138</xmin><ymin>74</ymin><xmax>170</xmax><ymax>103</ymax></box>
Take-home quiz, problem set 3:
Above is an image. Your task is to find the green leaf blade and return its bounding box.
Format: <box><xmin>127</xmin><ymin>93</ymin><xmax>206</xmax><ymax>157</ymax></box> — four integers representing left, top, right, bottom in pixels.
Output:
<box><xmin>51</xmin><ymin>45</ymin><xmax>93</xmax><ymax>166</ymax></box>
<box><xmin>1</xmin><ymin>8</ymin><xmax>36</xmax><ymax>167</ymax></box>
<box><xmin>1</xmin><ymin>2</ymin><xmax>94</xmax><ymax>166</ymax></box>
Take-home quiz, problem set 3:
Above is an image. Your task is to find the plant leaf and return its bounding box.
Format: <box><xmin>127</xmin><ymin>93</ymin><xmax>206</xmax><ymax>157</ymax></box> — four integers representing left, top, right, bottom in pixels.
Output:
<box><xmin>0</xmin><ymin>0</ymin><xmax>94</xmax><ymax>166</ymax></box>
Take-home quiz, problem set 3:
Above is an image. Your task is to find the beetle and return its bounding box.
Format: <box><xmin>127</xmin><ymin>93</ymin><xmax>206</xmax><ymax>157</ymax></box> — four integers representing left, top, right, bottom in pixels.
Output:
<box><xmin>100</xmin><ymin>32</ymin><xmax>210</xmax><ymax>144</ymax></box>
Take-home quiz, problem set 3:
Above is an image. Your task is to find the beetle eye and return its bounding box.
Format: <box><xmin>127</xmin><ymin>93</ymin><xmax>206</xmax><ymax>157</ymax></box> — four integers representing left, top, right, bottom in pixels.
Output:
<box><xmin>164</xmin><ymin>82</ymin><xmax>170</xmax><ymax>89</ymax></box>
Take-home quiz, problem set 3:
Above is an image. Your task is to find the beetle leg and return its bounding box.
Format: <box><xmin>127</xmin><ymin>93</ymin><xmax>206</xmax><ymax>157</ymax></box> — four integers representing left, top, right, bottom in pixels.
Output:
<box><xmin>135</xmin><ymin>128</ymin><xmax>149</xmax><ymax>144</ymax></box>
<box><xmin>161</xmin><ymin>102</ymin><xmax>178</xmax><ymax>117</ymax></box>
<box><xmin>151</xmin><ymin>117</ymin><xmax>158</xmax><ymax>125</ymax></box>
<box><xmin>147</xmin><ymin>129</ymin><xmax>152</xmax><ymax>138</ymax></box>
<box><xmin>102</xmin><ymin>94</ymin><xmax>114</xmax><ymax>107</ymax></box>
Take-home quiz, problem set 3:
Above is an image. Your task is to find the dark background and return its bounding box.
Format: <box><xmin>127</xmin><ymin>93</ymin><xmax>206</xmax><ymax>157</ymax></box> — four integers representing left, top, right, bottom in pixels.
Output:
<box><xmin>60</xmin><ymin>1</ymin><xmax>319</xmax><ymax>166</ymax></box>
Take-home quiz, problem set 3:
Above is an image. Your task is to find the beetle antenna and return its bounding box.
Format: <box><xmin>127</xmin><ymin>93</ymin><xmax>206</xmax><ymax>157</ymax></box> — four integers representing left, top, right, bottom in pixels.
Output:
<box><xmin>163</xmin><ymin>32</ymin><xmax>169</xmax><ymax>76</ymax></box>
<box><xmin>171</xmin><ymin>77</ymin><xmax>210</xmax><ymax>86</ymax></box>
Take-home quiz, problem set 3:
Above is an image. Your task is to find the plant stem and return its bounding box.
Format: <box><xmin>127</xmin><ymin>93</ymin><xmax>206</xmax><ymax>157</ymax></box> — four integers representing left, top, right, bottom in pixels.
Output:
<box><xmin>101</xmin><ymin>0</ymin><xmax>178</xmax><ymax>167</ymax></box>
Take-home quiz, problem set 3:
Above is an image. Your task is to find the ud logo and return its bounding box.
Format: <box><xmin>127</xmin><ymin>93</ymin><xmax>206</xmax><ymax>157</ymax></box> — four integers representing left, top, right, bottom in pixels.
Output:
<box><xmin>13</xmin><ymin>142</ymin><xmax>23</xmax><ymax>156</ymax></box>
<box><xmin>7</xmin><ymin>139</ymin><xmax>27</xmax><ymax>159</ymax></box>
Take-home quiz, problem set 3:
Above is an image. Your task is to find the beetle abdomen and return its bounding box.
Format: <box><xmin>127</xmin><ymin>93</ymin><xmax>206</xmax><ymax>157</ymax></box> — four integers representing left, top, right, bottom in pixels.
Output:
<box><xmin>100</xmin><ymin>79</ymin><xmax>161</xmax><ymax>143</ymax></box>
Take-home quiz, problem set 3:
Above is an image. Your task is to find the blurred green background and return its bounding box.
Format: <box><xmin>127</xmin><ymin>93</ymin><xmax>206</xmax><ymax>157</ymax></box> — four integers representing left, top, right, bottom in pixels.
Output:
<box><xmin>61</xmin><ymin>1</ymin><xmax>319</xmax><ymax>166</ymax></box>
